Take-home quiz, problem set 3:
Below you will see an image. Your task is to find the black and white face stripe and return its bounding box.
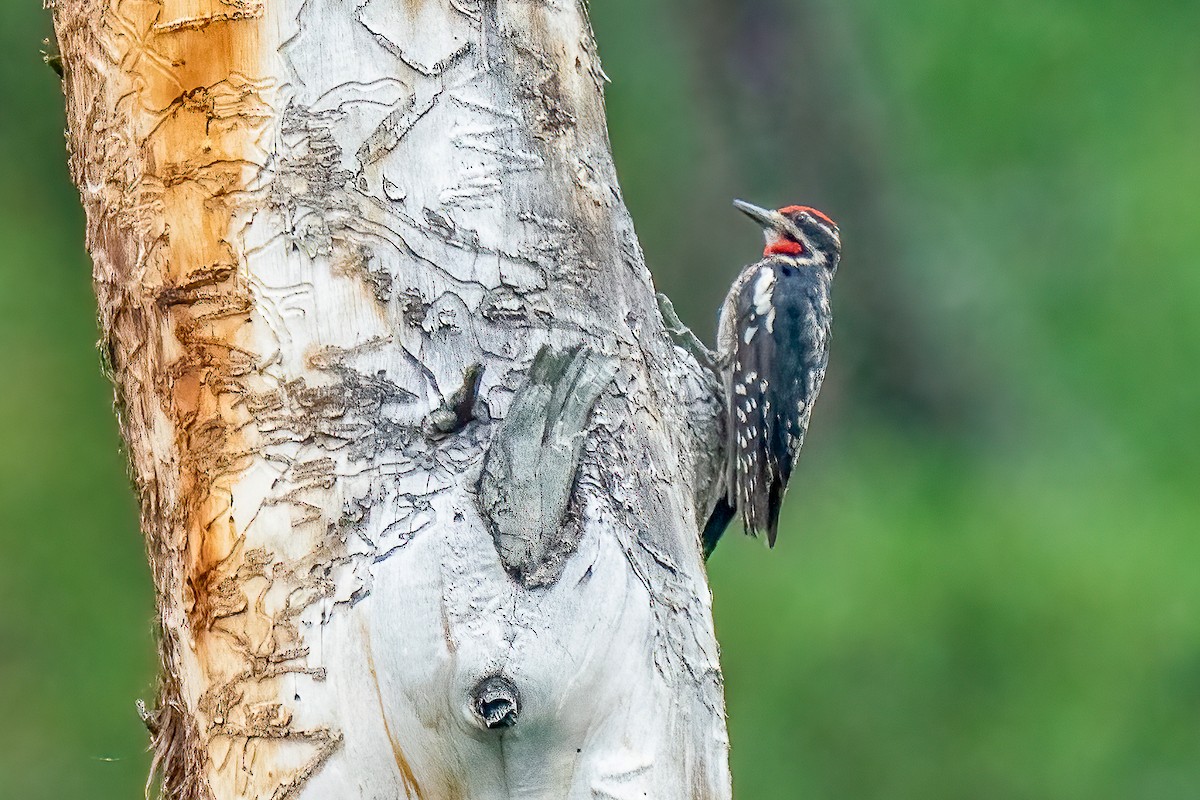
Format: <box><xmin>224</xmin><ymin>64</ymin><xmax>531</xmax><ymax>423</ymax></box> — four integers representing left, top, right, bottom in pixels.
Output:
<box><xmin>790</xmin><ymin>212</ymin><xmax>841</xmax><ymax>269</ymax></box>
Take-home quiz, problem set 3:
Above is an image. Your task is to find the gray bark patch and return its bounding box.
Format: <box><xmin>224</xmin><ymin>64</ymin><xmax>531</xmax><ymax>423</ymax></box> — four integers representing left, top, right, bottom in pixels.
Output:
<box><xmin>477</xmin><ymin>345</ymin><xmax>618</xmax><ymax>588</ymax></box>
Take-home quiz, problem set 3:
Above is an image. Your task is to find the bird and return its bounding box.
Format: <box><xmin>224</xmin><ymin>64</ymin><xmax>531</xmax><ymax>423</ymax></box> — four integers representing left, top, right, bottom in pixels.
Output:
<box><xmin>702</xmin><ymin>199</ymin><xmax>841</xmax><ymax>558</ymax></box>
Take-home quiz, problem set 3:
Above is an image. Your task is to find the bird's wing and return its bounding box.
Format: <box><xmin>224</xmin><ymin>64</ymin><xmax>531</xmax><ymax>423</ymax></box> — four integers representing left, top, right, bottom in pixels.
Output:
<box><xmin>727</xmin><ymin>263</ymin><xmax>780</xmax><ymax>540</ymax></box>
<box><xmin>729</xmin><ymin>262</ymin><xmax>832</xmax><ymax>544</ymax></box>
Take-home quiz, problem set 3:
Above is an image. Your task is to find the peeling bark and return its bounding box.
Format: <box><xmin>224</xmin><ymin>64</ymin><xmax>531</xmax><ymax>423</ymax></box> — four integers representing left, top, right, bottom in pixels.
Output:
<box><xmin>52</xmin><ymin>1</ymin><xmax>730</xmax><ymax>798</ymax></box>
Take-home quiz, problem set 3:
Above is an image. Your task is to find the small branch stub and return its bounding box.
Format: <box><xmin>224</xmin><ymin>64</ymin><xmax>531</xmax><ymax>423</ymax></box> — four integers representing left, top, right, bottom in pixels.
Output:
<box><xmin>471</xmin><ymin>675</ymin><xmax>521</xmax><ymax>731</ymax></box>
<box><xmin>424</xmin><ymin>363</ymin><xmax>485</xmax><ymax>438</ymax></box>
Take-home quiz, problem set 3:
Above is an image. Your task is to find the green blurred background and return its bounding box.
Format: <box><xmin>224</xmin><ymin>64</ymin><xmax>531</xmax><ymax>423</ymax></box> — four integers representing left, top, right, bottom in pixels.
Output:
<box><xmin>2</xmin><ymin>0</ymin><xmax>1198</xmax><ymax>797</ymax></box>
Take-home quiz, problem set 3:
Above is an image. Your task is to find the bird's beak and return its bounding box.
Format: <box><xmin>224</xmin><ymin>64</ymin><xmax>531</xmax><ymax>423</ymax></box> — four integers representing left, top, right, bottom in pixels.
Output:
<box><xmin>733</xmin><ymin>199</ymin><xmax>785</xmax><ymax>231</ymax></box>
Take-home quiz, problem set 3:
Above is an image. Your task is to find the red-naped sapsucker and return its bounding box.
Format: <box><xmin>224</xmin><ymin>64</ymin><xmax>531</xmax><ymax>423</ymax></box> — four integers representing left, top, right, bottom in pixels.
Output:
<box><xmin>703</xmin><ymin>200</ymin><xmax>841</xmax><ymax>556</ymax></box>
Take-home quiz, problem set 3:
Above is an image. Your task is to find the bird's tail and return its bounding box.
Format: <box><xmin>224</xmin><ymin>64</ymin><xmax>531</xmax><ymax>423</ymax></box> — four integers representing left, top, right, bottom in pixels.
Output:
<box><xmin>735</xmin><ymin>462</ymin><xmax>784</xmax><ymax>547</ymax></box>
<box><xmin>765</xmin><ymin>477</ymin><xmax>784</xmax><ymax>547</ymax></box>
<box><xmin>702</xmin><ymin>496</ymin><xmax>737</xmax><ymax>559</ymax></box>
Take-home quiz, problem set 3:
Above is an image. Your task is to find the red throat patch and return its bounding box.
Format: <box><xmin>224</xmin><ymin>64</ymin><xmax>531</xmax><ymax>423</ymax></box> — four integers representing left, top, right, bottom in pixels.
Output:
<box><xmin>764</xmin><ymin>238</ymin><xmax>805</xmax><ymax>257</ymax></box>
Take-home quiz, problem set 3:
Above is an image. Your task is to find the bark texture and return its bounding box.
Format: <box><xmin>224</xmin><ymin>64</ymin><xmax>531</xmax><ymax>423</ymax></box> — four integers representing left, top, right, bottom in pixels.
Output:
<box><xmin>52</xmin><ymin>1</ymin><xmax>730</xmax><ymax>798</ymax></box>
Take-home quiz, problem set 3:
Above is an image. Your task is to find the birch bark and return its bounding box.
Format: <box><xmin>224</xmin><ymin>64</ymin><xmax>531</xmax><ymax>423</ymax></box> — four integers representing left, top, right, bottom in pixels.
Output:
<box><xmin>51</xmin><ymin>1</ymin><xmax>731</xmax><ymax>798</ymax></box>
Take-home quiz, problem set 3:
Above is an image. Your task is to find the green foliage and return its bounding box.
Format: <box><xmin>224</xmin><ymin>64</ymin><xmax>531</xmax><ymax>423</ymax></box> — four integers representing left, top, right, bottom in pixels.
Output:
<box><xmin>3</xmin><ymin>1</ymin><xmax>1197</xmax><ymax>797</ymax></box>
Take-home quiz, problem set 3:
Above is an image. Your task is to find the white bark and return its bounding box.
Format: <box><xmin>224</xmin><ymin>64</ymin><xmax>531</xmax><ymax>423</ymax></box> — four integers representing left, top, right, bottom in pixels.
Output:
<box><xmin>52</xmin><ymin>1</ymin><xmax>730</xmax><ymax>798</ymax></box>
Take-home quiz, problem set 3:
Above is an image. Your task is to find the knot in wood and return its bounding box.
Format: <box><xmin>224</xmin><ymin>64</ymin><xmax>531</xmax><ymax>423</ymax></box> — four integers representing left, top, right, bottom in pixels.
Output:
<box><xmin>470</xmin><ymin>675</ymin><xmax>520</xmax><ymax>731</ymax></box>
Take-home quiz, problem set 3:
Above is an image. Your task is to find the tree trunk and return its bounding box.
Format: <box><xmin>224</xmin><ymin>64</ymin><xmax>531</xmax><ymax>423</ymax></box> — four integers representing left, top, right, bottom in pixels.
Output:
<box><xmin>51</xmin><ymin>1</ymin><xmax>731</xmax><ymax>798</ymax></box>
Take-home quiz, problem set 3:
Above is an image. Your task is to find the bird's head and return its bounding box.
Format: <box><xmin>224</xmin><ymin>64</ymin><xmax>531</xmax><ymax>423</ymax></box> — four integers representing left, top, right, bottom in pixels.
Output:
<box><xmin>734</xmin><ymin>199</ymin><xmax>841</xmax><ymax>272</ymax></box>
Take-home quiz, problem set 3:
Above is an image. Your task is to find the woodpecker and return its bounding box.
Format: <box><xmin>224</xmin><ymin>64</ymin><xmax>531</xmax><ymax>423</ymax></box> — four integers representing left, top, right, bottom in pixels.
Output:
<box><xmin>702</xmin><ymin>200</ymin><xmax>841</xmax><ymax>557</ymax></box>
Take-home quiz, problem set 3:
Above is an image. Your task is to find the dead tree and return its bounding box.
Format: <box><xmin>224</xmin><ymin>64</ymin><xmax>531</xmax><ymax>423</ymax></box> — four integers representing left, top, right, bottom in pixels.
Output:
<box><xmin>51</xmin><ymin>1</ymin><xmax>731</xmax><ymax>798</ymax></box>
